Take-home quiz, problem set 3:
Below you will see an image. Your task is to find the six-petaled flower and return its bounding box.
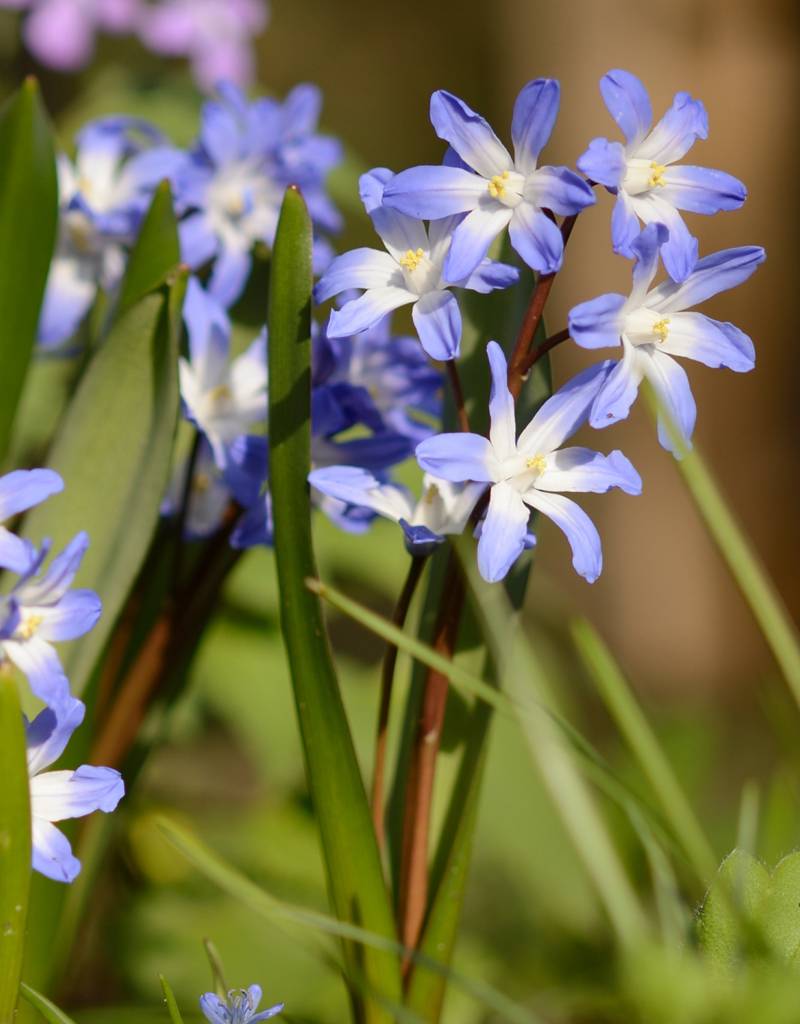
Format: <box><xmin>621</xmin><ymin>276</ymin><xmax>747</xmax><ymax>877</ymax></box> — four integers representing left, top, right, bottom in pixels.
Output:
<box><xmin>200</xmin><ymin>985</ymin><xmax>283</xmax><ymax>1024</ymax></box>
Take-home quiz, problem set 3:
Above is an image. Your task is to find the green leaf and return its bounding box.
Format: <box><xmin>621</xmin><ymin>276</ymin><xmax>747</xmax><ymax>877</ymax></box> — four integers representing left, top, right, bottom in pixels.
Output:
<box><xmin>0</xmin><ymin>78</ymin><xmax>58</xmax><ymax>464</ymax></box>
<box><xmin>697</xmin><ymin>849</ymin><xmax>769</xmax><ymax>964</ymax></box>
<box><xmin>759</xmin><ymin>852</ymin><xmax>800</xmax><ymax>959</ymax></box>
<box><xmin>0</xmin><ymin>678</ymin><xmax>30</xmax><ymax>1024</ymax></box>
<box><xmin>116</xmin><ymin>181</ymin><xmax>181</xmax><ymax>316</ymax></box>
<box><xmin>267</xmin><ymin>186</ymin><xmax>402</xmax><ymax>1020</ymax></box>
<box><xmin>158</xmin><ymin>975</ymin><xmax>186</xmax><ymax>1024</ymax></box>
<box><xmin>22</xmin><ymin>203</ymin><xmax>186</xmax><ymax>694</ymax></box>
<box><xmin>18</xmin><ymin>984</ymin><xmax>78</xmax><ymax>1024</ymax></box>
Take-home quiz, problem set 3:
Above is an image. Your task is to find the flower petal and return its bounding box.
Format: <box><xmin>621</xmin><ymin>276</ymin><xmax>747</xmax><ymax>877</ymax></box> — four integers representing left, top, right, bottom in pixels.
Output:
<box><xmin>326</xmin><ymin>287</ymin><xmax>415</xmax><ymax>337</ymax></box>
<box><xmin>629</xmin><ymin>221</ymin><xmax>668</xmax><ymax>305</ymax></box>
<box><xmin>383</xmin><ymin>165</ymin><xmax>486</xmax><ymax>219</ymax></box>
<box><xmin>599</xmin><ymin>69</ymin><xmax>653</xmax><ymax>148</ymax></box>
<box><xmin>31</xmin><ymin>818</ymin><xmax>81</xmax><ymax>883</ymax></box>
<box><xmin>508</xmin><ymin>202</ymin><xmax>564</xmax><ymax>274</ymax></box>
<box><xmin>518</xmin><ymin>361</ymin><xmax>612</xmax><ymax>455</ymax></box>
<box><xmin>415</xmin><ymin>432</ymin><xmax>498</xmax><ymax>483</ymax></box>
<box><xmin>637</xmin><ymin>91</ymin><xmax>708</xmax><ymax>165</ymax></box>
<box><xmin>568</xmin><ymin>293</ymin><xmax>625</xmax><ymax>350</ymax></box>
<box><xmin>444</xmin><ymin>204</ymin><xmax>512</xmax><ymax>282</ymax></box>
<box><xmin>648</xmin><ymin>246</ymin><xmax>765</xmax><ymax>313</ymax></box>
<box><xmin>485</xmin><ymin>341</ymin><xmax>516</xmax><ymax>460</ymax></box>
<box><xmin>412</xmin><ymin>290</ymin><xmax>461</xmax><ymax>361</ymax></box>
<box><xmin>458</xmin><ymin>258</ymin><xmax>519</xmax><ymax>293</ymax></box>
<box><xmin>633</xmin><ymin>193</ymin><xmax>697</xmax><ymax>282</ymax></box>
<box><xmin>524</xmin><ymin>491</ymin><xmax>602</xmax><ymax>582</ymax></box>
<box><xmin>0</xmin><ymin>469</ymin><xmax>62</xmax><ymax>522</ymax></box>
<box><xmin>642</xmin><ymin>348</ymin><xmax>697</xmax><ymax>454</ymax></box>
<box><xmin>589</xmin><ymin>341</ymin><xmax>644</xmax><ymax>430</ymax></box>
<box><xmin>576</xmin><ymin>137</ymin><xmax>626</xmax><ymax>189</ymax></box>
<box><xmin>314</xmin><ymin>248</ymin><xmax>399</xmax><ymax>303</ymax></box>
<box><xmin>38</xmin><ymin>590</ymin><xmax>102</xmax><ymax>643</ymax></box>
<box><xmin>307</xmin><ymin>466</ymin><xmax>414</xmax><ymax>523</ymax></box>
<box><xmin>660</xmin><ymin>165</ymin><xmax>746</xmax><ymax>215</ymax></box>
<box><xmin>537</xmin><ymin>447</ymin><xmax>642</xmax><ymax>495</ymax></box>
<box><xmin>511</xmin><ymin>78</ymin><xmax>559</xmax><ymax>175</ymax></box>
<box><xmin>25</xmin><ymin>697</ymin><xmax>85</xmax><ymax>776</ymax></box>
<box><xmin>179</xmin><ymin>212</ymin><xmax>219</xmax><ymax>268</ymax></box>
<box><xmin>358</xmin><ymin>169</ymin><xmax>430</xmax><ymax>261</ymax></box>
<box><xmin>30</xmin><ymin>765</ymin><xmax>124</xmax><ymax>822</ymax></box>
<box><xmin>199</xmin><ymin>994</ymin><xmax>230</xmax><ymax>1024</ymax></box>
<box><xmin>430</xmin><ymin>90</ymin><xmax>511</xmax><ymax>178</ymax></box>
<box><xmin>207</xmin><ymin>245</ymin><xmax>252</xmax><ymax>307</ymax></box>
<box><xmin>658</xmin><ymin>312</ymin><xmax>754</xmax><ymax>372</ymax></box>
<box><xmin>5</xmin><ymin>637</ymin><xmax>71</xmax><ymax>707</ymax></box>
<box><xmin>610</xmin><ymin>189</ymin><xmax>641</xmax><ymax>257</ymax></box>
<box><xmin>477</xmin><ymin>481</ymin><xmax>530</xmax><ymax>583</ymax></box>
<box><xmin>526</xmin><ymin>165</ymin><xmax>595</xmax><ymax>216</ymax></box>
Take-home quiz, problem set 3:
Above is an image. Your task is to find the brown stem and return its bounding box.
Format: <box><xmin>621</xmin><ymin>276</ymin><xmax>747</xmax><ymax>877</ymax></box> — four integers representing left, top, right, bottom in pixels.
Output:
<box><xmin>397</xmin><ymin>553</ymin><xmax>465</xmax><ymax>974</ymax></box>
<box><xmin>445</xmin><ymin>360</ymin><xmax>471</xmax><ymax>433</ymax></box>
<box><xmin>507</xmin><ymin>213</ymin><xmax>579</xmax><ymax>399</ymax></box>
<box><xmin>371</xmin><ymin>555</ymin><xmax>427</xmax><ymax>852</ymax></box>
<box><xmin>518</xmin><ymin>327</ymin><xmax>570</xmax><ymax>377</ymax></box>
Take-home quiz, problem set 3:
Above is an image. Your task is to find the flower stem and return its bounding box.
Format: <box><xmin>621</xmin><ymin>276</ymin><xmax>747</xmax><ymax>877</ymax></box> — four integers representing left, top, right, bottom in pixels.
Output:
<box><xmin>371</xmin><ymin>555</ymin><xmax>427</xmax><ymax>853</ymax></box>
<box><xmin>446</xmin><ymin>360</ymin><xmax>471</xmax><ymax>432</ymax></box>
<box><xmin>172</xmin><ymin>429</ymin><xmax>203</xmax><ymax>590</ymax></box>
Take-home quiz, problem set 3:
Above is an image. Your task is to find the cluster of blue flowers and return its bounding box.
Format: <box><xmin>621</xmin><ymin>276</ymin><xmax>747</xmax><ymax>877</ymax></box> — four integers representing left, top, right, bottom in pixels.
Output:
<box><xmin>310</xmin><ymin>69</ymin><xmax>765</xmax><ymax>584</ymax></box>
<box><xmin>0</xmin><ymin>470</ymin><xmax>122</xmax><ymax>882</ymax></box>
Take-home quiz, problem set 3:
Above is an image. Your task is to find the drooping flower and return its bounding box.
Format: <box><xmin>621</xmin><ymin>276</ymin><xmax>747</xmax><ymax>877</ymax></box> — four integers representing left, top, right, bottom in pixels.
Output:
<box><xmin>577</xmin><ymin>69</ymin><xmax>747</xmax><ymax>282</ymax></box>
<box><xmin>39</xmin><ymin>117</ymin><xmax>179</xmax><ymax>348</ymax></box>
<box><xmin>0</xmin><ymin>468</ymin><xmax>62</xmax><ymax>574</ymax></box>
<box><xmin>308</xmin><ymin>465</ymin><xmax>483</xmax><ymax>556</ymax></box>
<box><xmin>382</xmin><ymin>80</ymin><xmax>595</xmax><ymax>282</ymax></box>
<box><xmin>1</xmin><ymin>532</ymin><xmax>102</xmax><ymax>706</ymax></box>
<box><xmin>138</xmin><ymin>0</ymin><xmax>269</xmax><ymax>91</ymax></box>
<box><xmin>568</xmin><ymin>223</ymin><xmax>765</xmax><ymax>454</ymax></box>
<box><xmin>27</xmin><ymin>696</ymin><xmax>124</xmax><ymax>882</ymax></box>
<box><xmin>200</xmin><ymin>985</ymin><xmax>283</xmax><ymax>1024</ymax></box>
<box><xmin>416</xmin><ymin>343</ymin><xmax>641</xmax><ymax>583</ymax></box>
<box><xmin>316</xmin><ymin>168</ymin><xmax>519</xmax><ymax>360</ymax></box>
<box><xmin>2</xmin><ymin>0</ymin><xmax>140</xmax><ymax>71</ymax></box>
<box><xmin>174</xmin><ymin>81</ymin><xmax>341</xmax><ymax>307</ymax></box>
<box><xmin>179</xmin><ymin>277</ymin><xmax>267</xmax><ymax>465</ymax></box>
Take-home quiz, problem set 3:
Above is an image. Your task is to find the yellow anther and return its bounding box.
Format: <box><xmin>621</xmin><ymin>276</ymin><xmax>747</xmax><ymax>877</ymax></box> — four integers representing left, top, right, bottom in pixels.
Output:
<box><xmin>526</xmin><ymin>455</ymin><xmax>547</xmax><ymax>473</ymax></box>
<box><xmin>193</xmin><ymin>472</ymin><xmax>211</xmax><ymax>494</ymax></box>
<box><xmin>487</xmin><ymin>171</ymin><xmax>510</xmax><ymax>199</ymax></box>
<box><xmin>423</xmin><ymin>483</ymin><xmax>440</xmax><ymax>505</ymax></box>
<box><xmin>208</xmin><ymin>383</ymin><xmax>233</xmax><ymax>405</ymax></box>
<box><xmin>18</xmin><ymin>614</ymin><xmax>43</xmax><ymax>640</ymax></box>
<box><xmin>652</xmin><ymin>317</ymin><xmax>670</xmax><ymax>342</ymax></box>
<box><xmin>399</xmin><ymin>247</ymin><xmax>425</xmax><ymax>271</ymax></box>
<box><xmin>648</xmin><ymin>162</ymin><xmax>667</xmax><ymax>188</ymax></box>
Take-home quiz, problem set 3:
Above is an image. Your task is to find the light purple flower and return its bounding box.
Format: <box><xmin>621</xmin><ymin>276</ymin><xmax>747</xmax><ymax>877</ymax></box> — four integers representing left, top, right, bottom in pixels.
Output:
<box><xmin>3</xmin><ymin>0</ymin><xmax>140</xmax><ymax>70</ymax></box>
<box><xmin>416</xmin><ymin>343</ymin><xmax>641</xmax><ymax>583</ymax></box>
<box><xmin>316</xmin><ymin>168</ymin><xmax>519</xmax><ymax>361</ymax></box>
<box><xmin>0</xmin><ymin>468</ymin><xmax>62</xmax><ymax>575</ymax></box>
<box><xmin>27</xmin><ymin>696</ymin><xmax>124</xmax><ymax>883</ymax></box>
<box><xmin>568</xmin><ymin>223</ymin><xmax>765</xmax><ymax>454</ymax></box>
<box><xmin>383</xmin><ymin>80</ymin><xmax>595</xmax><ymax>282</ymax></box>
<box><xmin>139</xmin><ymin>0</ymin><xmax>269</xmax><ymax>91</ymax></box>
<box><xmin>577</xmin><ymin>69</ymin><xmax>746</xmax><ymax>282</ymax></box>
<box><xmin>200</xmin><ymin>986</ymin><xmax>283</xmax><ymax>1024</ymax></box>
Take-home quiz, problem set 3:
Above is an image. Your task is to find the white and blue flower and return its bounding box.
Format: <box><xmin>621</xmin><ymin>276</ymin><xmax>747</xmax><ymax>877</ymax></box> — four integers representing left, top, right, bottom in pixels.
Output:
<box><xmin>568</xmin><ymin>223</ymin><xmax>765</xmax><ymax>454</ymax></box>
<box><xmin>577</xmin><ymin>69</ymin><xmax>747</xmax><ymax>282</ymax></box>
<box><xmin>382</xmin><ymin>80</ymin><xmax>595</xmax><ymax>282</ymax></box>
<box><xmin>200</xmin><ymin>986</ymin><xmax>283</xmax><ymax>1024</ymax></box>
<box><xmin>416</xmin><ymin>343</ymin><xmax>641</xmax><ymax>583</ymax></box>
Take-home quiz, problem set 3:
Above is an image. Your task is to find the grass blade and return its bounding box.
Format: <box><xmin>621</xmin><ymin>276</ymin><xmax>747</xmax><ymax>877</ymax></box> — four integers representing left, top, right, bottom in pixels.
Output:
<box><xmin>0</xmin><ymin>678</ymin><xmax>30</xmax><ymax>1024</ymax></box>
<box><xmin>267</xmin><ymin>186</ymin><xmax>401</xmax><ymax>1020</ymax></box>
<box><xmin>18</xmin><ymin>984</ymin><xmax>77</xmax><ymax>1024</ymax></box>
<box><xmin>158</xmin><ymin>975</ymin><xmax>186</xmax><ymax>1024</ymax></box>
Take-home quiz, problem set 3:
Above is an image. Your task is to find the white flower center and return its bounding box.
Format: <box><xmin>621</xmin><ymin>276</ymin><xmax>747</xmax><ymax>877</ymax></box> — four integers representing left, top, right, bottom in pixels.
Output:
<box><xmin>398</xmin><ymin>248</ymin><xmax>441</xmax><ymax>294</ymax></box>
<box><xmin>624</xmin><ymin>306</ymin><xmax>671</xmax><ymax>347</ymax></box>
<box><xmin>622</xmin><ymin>158</ymin><xmax>668</xmax><ymax>196</ymax></box>
<box><xmin>486</xmin><ymin>169</ymin><xmax>525</xmax><ymax>209</ymax></box>
<box><xmin>17</xmin><ymin>613</ymin><xmax>43</xmax><ymax>640</ymax></box>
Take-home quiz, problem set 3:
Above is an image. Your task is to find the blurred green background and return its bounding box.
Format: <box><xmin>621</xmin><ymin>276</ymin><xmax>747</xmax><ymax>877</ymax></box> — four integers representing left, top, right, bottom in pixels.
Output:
<box><xmin>3</xmin><ymin>1</ymin><xmax>800</xmax><ymax>1021</ymax></box>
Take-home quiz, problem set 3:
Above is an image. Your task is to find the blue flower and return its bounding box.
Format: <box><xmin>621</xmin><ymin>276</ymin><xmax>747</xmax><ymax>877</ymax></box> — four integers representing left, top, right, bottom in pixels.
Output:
<box><xmin>38</xmin><ymin>117</ymin><xmax>179</xmax><ymax>349</ymax></box>
<box><xmin>27</xmin><ymin>696</ymin><xmax>124</xmax><ymax>883</ymax></box>
<box><xmin>179</xmin><ymin>278</ymin><xmax>267</xmax><ymax>465</ymax></box>
<box><xmin>200</xmin><ymin>986</ymin><xmax>283</xmax><ymax>1024</ymax></box>
<box><xmin>568</xmin><ymin>223</ymin><xmax>765</xmax><ymax>454</ymax></box>
<box><xmin>313</xmin><ymin>317</ymin><xmax>442</xmax><ymax>443</ymax></box>
<box><xmin>1</xmin><ymin>532</ymin><xmax>102</xmax><ymax>706</ymax></box>
<box><xmin>316</xmin><ymin>168</ymin><xmax>519</xmax><ymax>360</ymax></box>
<box><xmin>308</xmin><ymin>465</ymin><xmax>483</xmax><ymax>556</ymax></box>
<box><xmin>0</xmin><ymin>468</ymin><xmax>63</xmax><ymax>574</ymax></box>
<box><xmin>161</xmin><ymin>437</ymin><xmax>234</xmax><ymax>539</ymax></box>
<box><xmin>382</xmin><ymin>80</ymin><xmax>595</xmax><ymax>282</ymax></box>
<box><xmin>415</xmin><ymin>342</ymin><xmax>641</xmax><ymax>583</ymax></box>
<box><xmin>577</xmin><ymin>69</ymin><xmax>747</xmax><ymax>282</ymax></box>
<box><xmin>175</xmin><ymin>82</ymin><xmax>341</xmax><ymax>307</ymax></box>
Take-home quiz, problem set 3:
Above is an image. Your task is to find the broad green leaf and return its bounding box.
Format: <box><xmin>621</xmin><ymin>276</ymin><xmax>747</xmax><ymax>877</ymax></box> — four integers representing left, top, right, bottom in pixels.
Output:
<box><xmin>267</xmin><ymin>186</ymin><xmax>402</xmax><ymax>1020</ymax></box>
<box><xmin>116</xmin><ymin>181</ymin><xmax>181</xmax><ymax>315</ymax></box>
<box><xmin>0</xmin><ymin>678</ymin><xmax>31</xmax><ymax>1024</ymax></box>
<box><xmin>759</xmin><ymin>852</ymin><xmax>800</xmax><ymax>959</ymax></box>
<box><xmin>18</xmin><ymin>984</ymin><xmax>78</xmax><ymax>1024</ymax></box>
<box><xmin>697</xmin><ymin>849</ymin><xmax>769</xmax><ymax>964</ymax></box>
<box><xmin>0</xmin><ymin>78</ymin><xmax>58</xmax><ymax>463</ymax></box>
<box><xmin>158</xmin><ymin>975</ymin><xmax>186</xmax><ymax>1024</ymax></box>
<box><xmin>22</xmin><ymin>215</ymin><xmax>186</xmax><ymax>694</ymax></box>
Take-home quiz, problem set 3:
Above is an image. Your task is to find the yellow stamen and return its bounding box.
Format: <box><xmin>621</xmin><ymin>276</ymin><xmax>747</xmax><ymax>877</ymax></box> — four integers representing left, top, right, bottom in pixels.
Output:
<box><xmin>399</xmin><ymin>247</ymin><xmax>425</xmax><ymax>271</ymax></box>
<box><xmin>648</xmin><ymin>162</ymin><xmax>667</xmax><ymax>188</ymax></box>
<box><xmin>193</xmin><ymin>472</ymin><xmax>211</xmax><ymax>494</ymax></box>
<box><xmin>652</xmin><ymin>317</ymin><xmax>670</xmax><ymax>342</ymax></box>
<box><xmin>487</xmin><ymin>171</ymin><xmax>510</xmax><ymax>199</ymax></box>
<box><xmin>526</xmin><ymin>455</ymin><xmax>547</xmax><ymax>473</ymax></box>
<box><xmin>208</xmin><ymin>383</ymin><xmax>233</xmax><ymax>404</ymax></box>
<box><xmin>423</xmin><ymin>483</ymin><xmax>439</xmax><ymax>505</ymax></box>
<box><xmin>19</xmin><ymin>613</ymin><xmax>43</xmax><ymax>640</ymax></box>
